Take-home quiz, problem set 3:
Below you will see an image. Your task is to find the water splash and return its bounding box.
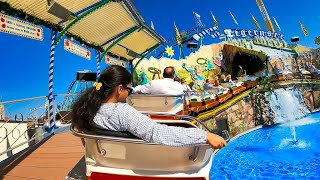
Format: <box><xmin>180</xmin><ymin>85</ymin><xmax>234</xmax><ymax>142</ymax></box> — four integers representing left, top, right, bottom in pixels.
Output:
<box><xmin>268</xmin><ymin>87</ymin><xmax>310</xmax><ymax>146</ymax></box>
<box><xmin>268</xmin><ymin>87</ymin><xmax>310</xmax><ymax>124</ymax></box>
<box><xmin>291</xmin><ymin>127</ymin><xmax>297</xmax><ymax>143</ymax></box>
<box><xmin>280</xmin><ymin>117</ymin><xmax>318</xmax><ymax>127</ymax></box>
<box><xmin>278</xmin><ymin>138</ymin><xmax>310</xmax><ymax>149</ymax></box>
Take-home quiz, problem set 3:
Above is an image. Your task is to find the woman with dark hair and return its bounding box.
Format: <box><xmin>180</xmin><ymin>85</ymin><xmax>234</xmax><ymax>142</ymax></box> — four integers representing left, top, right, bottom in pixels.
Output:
<box><xmin>72</xmin><ymin>65</ymin><xmax>226</xmax><ymax>148</ymax></box>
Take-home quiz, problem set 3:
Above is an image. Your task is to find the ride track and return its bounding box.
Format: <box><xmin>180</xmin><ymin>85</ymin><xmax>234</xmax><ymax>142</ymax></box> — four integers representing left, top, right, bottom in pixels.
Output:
<box><xmin>194</xmin><ymin>78</ymin><xmax>320</xmax><ymax>124</ymax></box>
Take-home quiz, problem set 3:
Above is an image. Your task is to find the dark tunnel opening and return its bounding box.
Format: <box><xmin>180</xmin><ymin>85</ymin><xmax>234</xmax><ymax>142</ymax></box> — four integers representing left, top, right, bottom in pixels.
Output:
<box><xmin>232</xmin><ymin>52</ymin><xmax>264</xmax><ymax>78</ymax></box>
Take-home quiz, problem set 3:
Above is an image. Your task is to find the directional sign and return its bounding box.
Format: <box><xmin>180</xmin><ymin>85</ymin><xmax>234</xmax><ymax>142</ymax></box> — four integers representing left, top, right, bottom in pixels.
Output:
<box><xmin>105</xmin><ymin>56</ymin><xmax>125</xmax><ymax>67</ymax></box>
<box><xmin>64</xmin><ymin>39</ymin><xmax>91</xmax><ymax>60</ymax></box>
<box><xmin>0</xmin><ymin>13</ymin><xmax>43</xmax><ymax>41</ymax></box>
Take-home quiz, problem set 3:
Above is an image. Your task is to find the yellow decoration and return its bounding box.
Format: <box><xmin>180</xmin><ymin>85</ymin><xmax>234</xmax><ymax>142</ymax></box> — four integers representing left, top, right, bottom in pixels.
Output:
<box><xmin>165</xmin><ymin>46</ymin><xmax>174</xmax><ymax>57</ymax></box>
<box><xmin>251</xmin><ymin>15</ymin><xmax>261</xmax><ymax>29</ymax></box>
<box><xmin>299</xmin><ymin>21</ymin><xmax>309</xmax><ymax>36</ymax></box>
<box><xmin>174</xmin><ymin>23</ymin><xmax>182</xmax><ymax>46</ymax></box>
<box><xmin>210</xmin><ymin>11</ymin><xmax>218</xmax><ymax>28</ymax></box>
<box><xmin>93</xmin><ymin>82</ymin><xmax>102</xmax><ymax>91</ymax></box>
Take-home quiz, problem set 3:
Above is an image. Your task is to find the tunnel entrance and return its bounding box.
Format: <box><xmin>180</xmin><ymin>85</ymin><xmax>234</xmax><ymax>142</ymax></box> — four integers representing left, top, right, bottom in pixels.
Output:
<box><xmin>232</xmin><ymin>52</ymin><xmax>264</xmax><ymax>77</ymax></box>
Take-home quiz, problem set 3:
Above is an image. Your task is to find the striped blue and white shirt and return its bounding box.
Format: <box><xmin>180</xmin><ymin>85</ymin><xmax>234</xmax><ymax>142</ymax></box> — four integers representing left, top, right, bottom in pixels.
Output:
<box><xmin>93</xmin><ymin>103</ymin><xmax>207</xmax><ymax>147</ymax></box>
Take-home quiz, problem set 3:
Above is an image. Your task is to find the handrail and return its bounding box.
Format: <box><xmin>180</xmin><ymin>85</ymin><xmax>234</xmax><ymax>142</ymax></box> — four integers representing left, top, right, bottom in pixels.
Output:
<box><xmin>55</xmin><ymin>94</ymin><xmax>80</xmax><ymax>97</ymax></box>
<box><xmin>70</xmin><ymin>122</ymin><xmax>209</xmax><ymax>146</ymax></box>
<box><xmin>129</xmin><ymin>94</ymin><xmax>185</xmax><ymax>98</ymax></box>
<box><xmin>196</xmin><ymin>79</ymin><xmax>320</xmax><ymax>123</ymax></box>
<box><xmin>0</xmin><ymin>131</ymin><xmax>48</xmax><ymax>157</ymax></box>
<box><xmin>0</xmin><ymin>115</ymin><xmax>28</xmax><ymax>143</ymax></box>
<box><xmin>0</xmin><ymin>96</ymin><xmax>47</xmax><ymax>105</ymax></box>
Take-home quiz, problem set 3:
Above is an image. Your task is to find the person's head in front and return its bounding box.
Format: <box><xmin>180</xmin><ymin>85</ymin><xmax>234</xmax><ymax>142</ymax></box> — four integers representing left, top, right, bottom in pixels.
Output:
<box><xmin>72</xmin><ymin>65</ymin><xmax>226</xmax><ymax>149</ymax></box>
<box><xmin>174</xmin><ymin>77</ymin><xmax>181</xmax><ymax>83</ymax></box>
<box><xmin>132</xmin><ymin>66</ymin><xmax>185</xmax><ymax>95</ymax></box>
<box><xmin>181</xmin><ymin>78</ymin><xmax>186</xmax><ymax>84</ymax></box>
<box><xmin>163</xmin><ymin>66</ymin><xmax>175</xmax><ymax>79</ymax></box>
<box><xmin>220</xmin><ymin>74</ymin><xmax>226</xmax><ymax>81</ymax></box>
<box><xmin>72</xmin><ymin>65</ymin><xmax>133</xmax><ymax>131</ymax></box>
<box><xmin>189</xmin><ymin>81</ymin><xmax>195</xmax><ymax>90</ymax></box>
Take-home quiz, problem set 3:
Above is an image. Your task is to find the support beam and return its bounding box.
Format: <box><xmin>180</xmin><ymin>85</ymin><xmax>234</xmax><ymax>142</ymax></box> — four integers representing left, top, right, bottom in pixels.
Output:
<box><xmin>47</xmin><ymin>31</ymin><xmax>57</xmax><ymax>133</ymax></box>
<box><xmin>59</xmin><ymin>0</ymin><xmax>106</xmax><ymax>24</ymax></box>
<box><xmin>132</xmin><ymin>43</ymin><xmax>161</xmax><ymax>73</ymax></box>
<box><xmin>54</xmin><ymin>0</ymin><xmax>111</xmax><ymax>45</ymax></box>
<box><xmin>99</xmin><ymin>26</ymin><xmax>139</xmax><ymax>63</ymax></box>
<box><xmin>96</xmin><ymin>51</ymin><xmax>101</xmax><ymax>80</ymax></box>
<box><xmin>101</xmin><ymin>26</ymin><xmax>138</xmax><ymax>47</ymax></box>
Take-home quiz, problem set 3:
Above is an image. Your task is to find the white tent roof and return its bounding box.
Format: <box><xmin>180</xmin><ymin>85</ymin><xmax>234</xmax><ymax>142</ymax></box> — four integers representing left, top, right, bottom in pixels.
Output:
<box><xmin>3</xmin><ymin>0</ymin><xmax>165</xmax><ymax>60</ymax></box>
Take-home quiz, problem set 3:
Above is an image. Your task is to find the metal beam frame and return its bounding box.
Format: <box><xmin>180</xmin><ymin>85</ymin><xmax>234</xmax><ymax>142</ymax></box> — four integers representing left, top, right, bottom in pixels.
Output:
<box><xmin>54</xmin><ymin>0</ymin><xmax>111</xmax><ymax>45</ymax></box>
<box><xmin>58</xmin><ymin>0</ymin><xmax>106</xmax><ymax>24</ymax></box>
<box><xmin>99</xmin><ymin>26</ymin><xmax>139</xmax><ymax>62</ymax></box>
<box><xmin>101</xmin><ymin>26</ymin><xmax>138</xmax><ymax>46</ymax></box>
<box><xmin>117</xmin><ymin>43</ymin><xmax>141</xmax><ymax>57</ymax></box>
<box><xmin>122</xmin><ymin>0</ymin><xmax>165</xmax><ymax>43</ymax></box>
<box><xmin>132</xmin><ymin>43</ymin><xmax>161</xmax><ymax>73</ymax></box>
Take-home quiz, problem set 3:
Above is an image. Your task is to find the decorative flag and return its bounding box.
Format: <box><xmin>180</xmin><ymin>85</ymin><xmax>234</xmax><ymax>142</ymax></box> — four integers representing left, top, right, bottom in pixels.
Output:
<box><xmin>193</xmin><ymin>11</ymin><xmax>206</xmax><ymax>30</ymax></box>
<box><xmin>256</xmin><ymin>0</ymin><xmax>275</xmax><ymax>33</ymax></box>
<box><xmin>229</xmin><ymin>11</ymin><xmax>238</xmax><ymax>26</ymax></box>
<box><xmin>150</xmin><ymin>21</ymin><xmax>155</xmax><ymax>30</ymax></box>
<box><xmin>193</xmin><ymin>12</ymin><xmax>201</xmax><ymax>18</ymax></box>
<box><xmin>174</xmin><ymin>22</ymin><xmax>182</xmax><ymax>46</ymax></box>
<box><xmin>210</xmin><ymin>11</ymin><xmax>218</xmax><ymax>28</ymax></box>
<box><xmin>273</xmin><ymin>17</ymin><xmax>281</xmax><ymax>32</ymax></box>
<box><xmin>299</xmin><ymin>21</ymin><xmax>309</xmax><ymax>36</ymax></box>
<box><xmin>251</xmin><ymin>15</ymin><xmax>261</xmax><ymax>29</ymax></box>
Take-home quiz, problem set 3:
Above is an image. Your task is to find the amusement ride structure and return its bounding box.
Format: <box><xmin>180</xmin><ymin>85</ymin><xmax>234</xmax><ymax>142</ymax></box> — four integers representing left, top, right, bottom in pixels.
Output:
<box><xmin>1</xmin><ymin>0</ymin><xmax>320</xmax><ymax>179</ymax></box>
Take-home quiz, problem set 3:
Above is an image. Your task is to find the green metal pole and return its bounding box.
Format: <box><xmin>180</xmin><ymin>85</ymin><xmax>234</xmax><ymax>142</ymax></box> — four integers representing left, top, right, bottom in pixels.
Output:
<box><xmin>54</xmin><ymin>0</ymin><xmax>111</xmax><ymax>45</ymax></box>
<box><xmin>132</xmin><ymin>44</ymin><xmax>161</xmax><ymax>73</ymax></box>
<box><xmin>99</xmin><ymin>26</ymin><xmax>139</xmax><ymax>63</ymax></box>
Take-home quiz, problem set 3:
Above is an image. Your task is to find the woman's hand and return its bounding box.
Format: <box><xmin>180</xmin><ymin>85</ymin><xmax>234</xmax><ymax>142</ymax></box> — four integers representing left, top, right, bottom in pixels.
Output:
<box><xmin>206</xmin><ymin>132</ymin><xmax>227</xmax><ymax>149</ymax></box>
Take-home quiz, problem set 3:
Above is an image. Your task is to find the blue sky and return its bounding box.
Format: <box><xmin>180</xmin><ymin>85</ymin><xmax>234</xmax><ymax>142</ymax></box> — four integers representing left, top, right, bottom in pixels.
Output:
<box><xmin>1</xmin><ymin>0</ymin><xmax>319</xmax><ymax>102</ymax></box>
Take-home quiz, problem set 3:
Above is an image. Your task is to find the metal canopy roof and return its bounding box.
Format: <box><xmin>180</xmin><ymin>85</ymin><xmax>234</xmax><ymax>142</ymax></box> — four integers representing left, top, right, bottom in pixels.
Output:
<box><xmin>3</xmin><ymin>0</ymin><xmax>165</xmax><ymax>61</ymax></box>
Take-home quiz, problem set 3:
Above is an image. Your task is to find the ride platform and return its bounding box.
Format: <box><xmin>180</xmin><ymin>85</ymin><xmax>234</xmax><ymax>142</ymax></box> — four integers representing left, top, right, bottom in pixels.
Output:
<box><xmin>0</xmin><ymin>131</ymin><xmax>84</xmax><ymax>180</ymax></box>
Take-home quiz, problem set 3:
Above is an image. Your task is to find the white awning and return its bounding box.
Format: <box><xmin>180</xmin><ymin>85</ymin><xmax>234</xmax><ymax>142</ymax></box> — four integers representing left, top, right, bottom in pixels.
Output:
<box><xmin>3</xmin><ymin>0</ymin><xmax>165</xmax><ymax>60</ymax></box>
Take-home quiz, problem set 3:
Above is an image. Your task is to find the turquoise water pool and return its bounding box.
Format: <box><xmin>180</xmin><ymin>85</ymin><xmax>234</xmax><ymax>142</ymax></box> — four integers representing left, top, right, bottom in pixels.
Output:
<box><xmin>210</xmin><ymin>111</ymin><xmax>320</xmax><ymax>179</ymax></box>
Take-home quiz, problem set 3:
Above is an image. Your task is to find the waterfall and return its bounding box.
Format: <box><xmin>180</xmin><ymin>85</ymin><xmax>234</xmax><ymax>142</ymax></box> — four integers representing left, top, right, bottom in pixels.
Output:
<box><xmin>268</xmin><ymin>87</ymin><xmax>310</xmax><ymax>144</ymax></box>
<box><xmin>268</xmin><ymin>87</ymin><xmax>310</xmax><ymax>124</ymax></box>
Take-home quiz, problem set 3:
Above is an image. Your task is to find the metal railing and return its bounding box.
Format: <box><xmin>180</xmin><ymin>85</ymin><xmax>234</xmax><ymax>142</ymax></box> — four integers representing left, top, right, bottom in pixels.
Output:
<box><xmin>0</xmin><ymin>96</ymin><xmax>50</xmax><ymax>161</ymax></box>
<box><xmin>54</xmin><ymin>94</ymin><xmax>79</xmax><ymax>124</ymax></box>
<box><xmin>0</xmin><ymin>94</ymin><xmax>78</xmax><ymax>162</ymax></box>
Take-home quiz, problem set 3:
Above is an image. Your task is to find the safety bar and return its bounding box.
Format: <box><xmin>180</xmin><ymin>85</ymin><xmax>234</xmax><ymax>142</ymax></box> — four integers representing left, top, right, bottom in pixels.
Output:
<box><xmin>129</xmin><ymin>94</ymin><xmax>185</xmax><ymax>97</ymax></box>
<box><xmin>70</xmin><ymin>122</ymin><xmax>209</xmax><ymax>146</ymax></box>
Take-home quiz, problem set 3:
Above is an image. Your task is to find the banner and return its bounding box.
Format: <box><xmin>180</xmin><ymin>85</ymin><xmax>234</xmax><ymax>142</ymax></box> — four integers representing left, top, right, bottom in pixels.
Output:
<box><xmin>105</xmin><ymin>56</ymin><xmax>126</xmax><ymax>67</ymax></box>
<box><xmin>0</xmin><ymin>13</ymin><xmax>43</xmax><ymax>41</ymax></box>
<box><xmin>223</xmin><ymin>29</ymin><xmax>284</xmax><ymax>40</ymax></box>
<box><xmin>193</xmin><ymin>27</ymin><xmax>222</xmax><ymax>41</ymax></box>
<box><xmin>193</xmin><ymin>28</ymin><xmax>285</xmax><ymax>41</ymax></box>
<box><xmin>64</xmin><ymin>39</ymin><xmax>91</xmax><ymax>60</ymax></box>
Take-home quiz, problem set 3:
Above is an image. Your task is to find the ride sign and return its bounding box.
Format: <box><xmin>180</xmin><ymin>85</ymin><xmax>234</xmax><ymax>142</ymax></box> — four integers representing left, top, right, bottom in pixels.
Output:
<box><xmin>193</xmin><ymin>27</ymin><xmax>285</xmax><ymax>41</ymax></box>
<box><xmin>64</xmin><ymin>39</ymin><xmax>91</xmax><ymax>60</ymax></box>
<box><xmin>0</xmin><ymin>13</ymin><xmax>43</xmax><ymax>41</ymax></box>
<box><xmin>223</xmin><ymin>29</ymin><xmax>285</xmax><ymax>40</ymax></box>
